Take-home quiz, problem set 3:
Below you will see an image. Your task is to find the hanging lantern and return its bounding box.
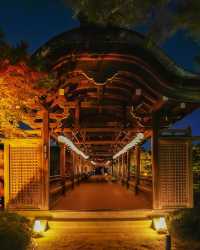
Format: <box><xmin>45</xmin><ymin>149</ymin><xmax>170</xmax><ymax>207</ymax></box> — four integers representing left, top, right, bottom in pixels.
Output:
<box><xmin>180</xmin><ymin>102</ymin><xmax>186</xmax><ymax>109</ymax></box>
<box><xmin>136</xmin><ymin>88</ymin><xmax>142</xmax><ymax>96</ymax></box>
<box><xmin>58</xmin><ymin>88</ymin><xmax>65</xmax><ymax>96</ymax></box>
<box><xmin>162</xmin><ymin>96</ymin><xmax>168</xmax><ymax>101</ymax></box>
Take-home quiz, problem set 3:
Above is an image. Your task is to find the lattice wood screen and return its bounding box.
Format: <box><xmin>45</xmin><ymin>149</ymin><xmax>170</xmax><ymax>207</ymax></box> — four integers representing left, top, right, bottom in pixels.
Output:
<box><xmin>158</xmin><ymin>140</ymin><xmax>192</xmax><ymax>209</ymax></box>
<box><xmin>5</xmin><ymin>139</ymin><xmax>43</xmax><ymax>209</ymax></box>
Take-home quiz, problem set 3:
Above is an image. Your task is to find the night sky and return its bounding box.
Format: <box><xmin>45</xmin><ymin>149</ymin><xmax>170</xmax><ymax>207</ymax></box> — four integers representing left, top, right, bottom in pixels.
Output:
<box><xmin>0</xmin><ymin>1</ymin><xmax>200</xmax><ymax>135</ymax></box>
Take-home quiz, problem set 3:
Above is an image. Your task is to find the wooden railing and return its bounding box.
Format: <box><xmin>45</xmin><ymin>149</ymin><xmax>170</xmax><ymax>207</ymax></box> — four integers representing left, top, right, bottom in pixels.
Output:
<box><xmin>49</xmin><ymin>175</ymin><xmax>73</xmax><ymax>208</ymax></box>
<box><xmin>125</xmin><ymin>175</ymin><xmax>153</xmax><ymax>193</ymax></box>
<box><xmin>49</xmin><ymin>173</ymin><xmax>88</xmax><ymax>208</ymax></box>
<box><xmin>193</xmin><ymin>171</ymin><xmax>200</xmax><ymax>207</ymax></box>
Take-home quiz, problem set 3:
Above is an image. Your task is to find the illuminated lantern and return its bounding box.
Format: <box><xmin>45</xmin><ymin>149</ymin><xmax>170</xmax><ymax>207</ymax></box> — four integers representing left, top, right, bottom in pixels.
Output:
<box><xmin>33</xmin><ymin>220</ymin><xmax>49</xmax><ymax>235</ymax></box>
<box><xmin>58</xmin><ymin>88</ymin><xmax>65</xmax><ymax>96</ymax></box>
<box><xmin>180</xmin><ymin>102</ymin><xmax>186</xmax><ymax>109</ymax></box>
<box><xmin>136</xmin><ymin>88</ymin><xmax>142</xmax><ymax>95</ymax></box>
<box><xmin>152</xmin><ymin>217</ymin><xmax>168</xmax><ymax>234</ymax></box>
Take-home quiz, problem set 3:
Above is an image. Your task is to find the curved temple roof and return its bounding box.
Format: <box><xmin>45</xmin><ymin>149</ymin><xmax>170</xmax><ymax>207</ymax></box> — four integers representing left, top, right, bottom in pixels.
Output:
<box><xmin>34</xmin><ymin>26</ymin><xmax>200</xmax><ymax>102</ymax></box>
<box><xmin>31</xmin><ymin>26</ymin><xmax>200</xmax><ymax>160</ymax></box>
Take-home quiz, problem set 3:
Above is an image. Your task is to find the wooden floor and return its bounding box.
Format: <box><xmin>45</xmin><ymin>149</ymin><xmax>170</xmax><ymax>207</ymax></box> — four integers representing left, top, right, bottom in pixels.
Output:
<box><xmin>52</xmin><ymin>178</ymin><xmax>152</xmax><ymax>210</ymax></box>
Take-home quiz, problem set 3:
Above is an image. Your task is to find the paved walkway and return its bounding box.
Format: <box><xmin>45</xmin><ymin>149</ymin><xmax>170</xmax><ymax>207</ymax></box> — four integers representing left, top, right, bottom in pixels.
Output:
<box><xmin>34</xmin><ymin>220</ymin><xmax>165</xmax><ymax>250</ymax></box>
<box><xmin>52</xmin><ymin>179</ymin><xmax>152</xmax><ymax>210</ymax></box>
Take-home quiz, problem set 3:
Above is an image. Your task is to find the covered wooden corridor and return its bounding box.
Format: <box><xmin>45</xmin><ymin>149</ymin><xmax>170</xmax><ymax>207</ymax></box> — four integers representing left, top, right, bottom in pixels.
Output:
<box><xmin>52</xmin><ymin>178</ymin><xmax>152</xmax><ymax>210</ymax></box>
<box><xmin>1</xmin><ymin>25</ymin><xmax>200</xmax><ymax>211</ymax></box>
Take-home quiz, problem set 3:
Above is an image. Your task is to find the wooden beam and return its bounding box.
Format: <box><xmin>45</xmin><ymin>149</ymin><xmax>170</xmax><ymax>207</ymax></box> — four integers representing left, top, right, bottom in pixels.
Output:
<box><xmin>90</xmin><ymin>153</ymin><xmax>113</xmax><ymax>156</ymax></box>
<box><xmin>76</xmin><ymin>140</ymin><xmax>126</xmax><ymax>145</ymax></box>
<box><xmin>53</xmin><ymin>127</ymin><xmax>145</xmax><ymax>133</ymax></box>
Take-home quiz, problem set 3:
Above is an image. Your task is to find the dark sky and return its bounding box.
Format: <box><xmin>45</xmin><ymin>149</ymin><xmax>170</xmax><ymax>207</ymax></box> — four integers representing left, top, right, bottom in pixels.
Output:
<box><xmin>0</xmin><ymin>0</ymin><xmax>200</xmax><ymax>135</ymax></box>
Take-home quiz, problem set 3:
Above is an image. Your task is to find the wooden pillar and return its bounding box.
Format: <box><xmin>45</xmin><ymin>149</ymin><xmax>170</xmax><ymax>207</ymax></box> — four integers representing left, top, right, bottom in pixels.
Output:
<box><xmin>135</xmin><ymin>145</ymin><xmax>141</xmax><ymax>194</ymax></box>
<box><xmin>60</xmin><ymin>144</ymin><xmax>65</xmax><ymax>177</ymax></box>
<box><xmin>78</xmin><ymin>156</ymin><xmax>81</xmax><ymax>184</ymax></box>
<box><xmin>152</xmin><ymin>112</ymin><xmax>160</xmax><ymax>209</ymax></box>
<box><xmin>75</xmin><ymin>100</ymin><xmax>80</xmax><ymax>128</ymax></box>
<box><xmin>121</xmin><ymin>155</ymin><xmax>123</xmax><ymax>179</ymax></box>
<box><xmin>71</xmin><ymin>151</ymin><xmax>75</xmax><ymax>188</ymax></box>
<box><xmin>126</xmin><ymin>152</ymin><xmax>128</xmax><ymax>178</ymax></box>
<box><xmin>127</xmin><ymin>151</ymin><xmax>131</xmax><ymax>188</ymax></box>
<box><xmin>118</xmin><ymin>157</ymin><xmax>120</xmax><ymax>178</ymax></box>
<box><xmin>42</xmin><ymin>110</ymin><xmax>50</xmax><ymax>210</ymax></box>
<box><xmin>74</xmin><ymin>153</ymin><xmax>76</xmax><ymax>176</ymax></box>
<box><xmin>122</xmin><ymin>154</ymin><xmax>124</xmax><ymax>180</ymax></box>
<box><xmin>111</xmin><ymin>160</ymin><xmax>114</xmax><ymax>176</ymax></box>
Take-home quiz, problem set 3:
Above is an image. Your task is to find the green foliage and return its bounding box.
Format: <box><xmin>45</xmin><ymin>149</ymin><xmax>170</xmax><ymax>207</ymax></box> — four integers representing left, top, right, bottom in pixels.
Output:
<box><xmin>174</xmin><ymin>0</ymin><xmax>200</xmax><ymax>41</ymax></box>
<box><xmin>192</xmin><ymin>144</ymin><xmax>200</xmax><ymax>172</ymax></box>
<box><xmin>144</xmin><ymin>163</ymin><xmax>152</xmax><ymax>175</ymax></box>
<box><xmin>130</xmin><ymin>164</ymin><xmax>136</xmax><ymax>174</ymax></box>
<box><xmin>167</xmin><ymin>208</ymin><xmax>200</xmax><ymax>241</ymax></box>
<box><xmin>65</xmin><ymin>0</ymin><xmax>168</xmax><ymax>28</ymax></box>
<box><xmin>0</xmin><ymin>212</ymin><xmax>32</xmax><ymax>250</ymax></box>
<box><xmin>64</xmin><ymin>0</ymin><xmax>200</xmax><ymax>51</ymax></box>
<box><xmin>194</xmin><ymin>55</ymin><xmax>200</xmax><ymax>69</ymax></box>
<box><xmin>0</xmin><ymin>40</ymin><xmax>29</xmax><ymax>65</ymax></box>
<box><xmin>29</xmin><ymin>54</ymin><xmax>48</xmax><ymax>72</ymax></box>
<box><xmin>36</xmin><ymin>75</ymin><xmax>57</xmax><ymax>89</ymax></box>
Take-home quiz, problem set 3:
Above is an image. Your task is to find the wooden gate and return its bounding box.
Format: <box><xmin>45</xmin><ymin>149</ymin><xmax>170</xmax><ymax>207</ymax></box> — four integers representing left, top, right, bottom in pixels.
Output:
<box><xmin>158</xmin><ymin>139</ymin><xmax>193</xmax><ymax>209</ymax></box>
<box><xmin>4</xmin><ymin>138</ymin><xmax>47</xmax><ymax>210</ymax></box>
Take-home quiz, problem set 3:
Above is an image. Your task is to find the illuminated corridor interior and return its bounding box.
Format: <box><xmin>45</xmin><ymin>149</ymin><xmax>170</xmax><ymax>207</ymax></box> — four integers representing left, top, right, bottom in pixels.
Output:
<box><xmin>52</xmin><ymin>176</ymin><xmax>152</xmax><ymax>211</ymax></box>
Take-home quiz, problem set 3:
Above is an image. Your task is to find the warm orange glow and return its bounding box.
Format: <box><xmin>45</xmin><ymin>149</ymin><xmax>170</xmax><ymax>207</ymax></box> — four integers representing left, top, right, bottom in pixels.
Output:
<box><xmin>152</xmin><ymin>217</ymin><xmax>168</xmax><ymax>233</ymax></box>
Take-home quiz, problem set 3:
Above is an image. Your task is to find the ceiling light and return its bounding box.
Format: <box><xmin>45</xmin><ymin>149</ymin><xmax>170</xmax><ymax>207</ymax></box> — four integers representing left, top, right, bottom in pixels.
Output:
<box><xmin>58</xmin><ymin>135</ymin><xmax>89</xmax><ymax>159</ymax></box>
<box><xmin>113</xmin><ymin>133</ymin><xmax>144</xmax><ymax>159</ymax></box>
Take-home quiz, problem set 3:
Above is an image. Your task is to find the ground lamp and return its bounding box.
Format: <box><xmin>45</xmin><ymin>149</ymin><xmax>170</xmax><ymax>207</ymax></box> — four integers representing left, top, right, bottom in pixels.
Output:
<box><xmin>152</xmin><ymin>217</ymin><xmax>171</xmax><ymax>250</ymax></box>
<box><xmin>151</xmin><ymin>217</ymin><xmax>168</xmax><ymax>234</ymax></box>
<box><xmin>33</xmin><ymin>219</ymin><xmax>49</xmax><ymax>236</ymax></box>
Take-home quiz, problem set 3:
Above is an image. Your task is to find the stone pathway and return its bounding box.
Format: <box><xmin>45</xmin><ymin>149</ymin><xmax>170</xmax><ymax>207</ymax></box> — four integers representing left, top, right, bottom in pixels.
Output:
<box><xmin>34</xmin><ymin>220</ymin><xmax>165</xmax><ymax>250</ymax></box>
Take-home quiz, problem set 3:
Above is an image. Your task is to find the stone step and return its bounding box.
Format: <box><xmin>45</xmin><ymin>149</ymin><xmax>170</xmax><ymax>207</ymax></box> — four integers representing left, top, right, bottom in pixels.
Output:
<box><xmin>16</xmin><ymin>209</ymin><xmax>169</xmax><ymax>221</ymax></box>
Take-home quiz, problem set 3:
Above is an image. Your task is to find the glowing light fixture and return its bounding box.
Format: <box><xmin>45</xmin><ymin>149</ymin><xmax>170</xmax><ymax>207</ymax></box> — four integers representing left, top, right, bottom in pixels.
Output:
<box><xmin>33</xmin><ymin>220</ymin><xmax>48</xmax><ymax>234</ymax></box>
<box><xmin>162</xmin><ymin>96</ymin><xmax>169</xmax><ymax>101</ymax></box>
<box><xmin>136</xmin><ymin>88</ymin><xmax>142</xmax><ymax>95</ymax></box>
<box><xmin>113</xmin><ymin>133</ymin><xmax>144</xmax><ymax>159</ymax></box>
<box><xmin>58</xmin><ymin>135</ymin><xmax>89</xmax><ymax>159</ymax></box>
<box><xmin>91</xmin><ymin>161</ymin><xmax>97</xmax><ymax>165</ymax></box>
<box><xmin>106</xmin><ymin>160</ymin><xmax>111</xmax><ymax>165</ymax></box>
<box><xmin>152</xmin><ymin>217</ymin><xmax>168</xmax><ymax>234</ymax></box>
<box><xmin>33</xmin><ymin>220</ymin><xmax>43</xmax><ymax>233</ymax></box>
<box><xmin>58</xmin><ymin>88</ymin><xmax>65</xmax><ymax>96</ymax></box>
<box><xmin>180</xmin><ymin>102</ymin><xmax>186</xmax><ymax>109</ymax></box>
